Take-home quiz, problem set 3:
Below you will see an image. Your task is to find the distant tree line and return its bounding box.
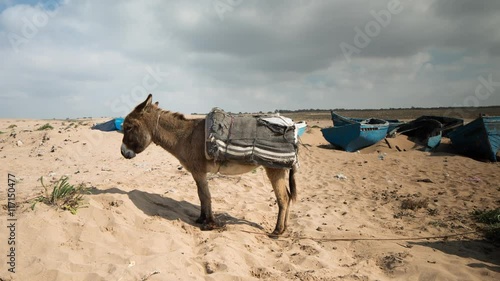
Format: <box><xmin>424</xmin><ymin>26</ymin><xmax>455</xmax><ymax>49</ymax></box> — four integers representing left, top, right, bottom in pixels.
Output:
<box><xmin>275</xmin><ymin>105</ymin><xmax>500</xmax><ymax>113</ymax></box>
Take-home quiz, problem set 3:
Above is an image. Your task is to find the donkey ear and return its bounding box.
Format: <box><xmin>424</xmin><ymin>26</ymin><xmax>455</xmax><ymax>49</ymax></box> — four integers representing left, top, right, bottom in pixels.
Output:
<box><xmin>135</xmin><ymin>94</ymin><xmax>153</xmax><ymax>112</ymax></box>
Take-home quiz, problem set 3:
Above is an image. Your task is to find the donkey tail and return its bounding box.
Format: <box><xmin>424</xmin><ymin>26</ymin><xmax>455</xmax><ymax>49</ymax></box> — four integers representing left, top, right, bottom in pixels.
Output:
<box><xmin>289</xmin><ymin>167</ymin><xmax>297</xmax><ymax>202</ymax></box>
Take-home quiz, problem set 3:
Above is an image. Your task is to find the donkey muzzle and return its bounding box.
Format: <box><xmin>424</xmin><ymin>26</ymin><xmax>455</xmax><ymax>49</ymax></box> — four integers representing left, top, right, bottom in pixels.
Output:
<box><xmin>121</xmin><ymin>143</ymin><xmax>136</xmax><ymax>159</ymax></box>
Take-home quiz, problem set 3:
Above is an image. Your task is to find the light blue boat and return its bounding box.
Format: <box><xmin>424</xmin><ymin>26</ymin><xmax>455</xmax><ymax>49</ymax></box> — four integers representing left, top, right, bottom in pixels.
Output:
<box><xmin>114</xmin><ymin>118</ymin><xmax>124</xmax><ymax>131</ymax></box>
<box><xmin>295</xmin><ymin>121</ymin><xmax>307</xmax><ymax>137</ymax></box>
<box><xmin>330</xmin><ymin>111</ymin><xmax>404</xmax><ymax>135</ymax></box>
<box><xmin>321</xmin><ymin>118</ymin><xmax>389</xmax><ymax>152</ymax></box>
<box><xmin>448</xmin><ymin>116</ymin><xmax>500</xmax><ymax>162</ymax></box>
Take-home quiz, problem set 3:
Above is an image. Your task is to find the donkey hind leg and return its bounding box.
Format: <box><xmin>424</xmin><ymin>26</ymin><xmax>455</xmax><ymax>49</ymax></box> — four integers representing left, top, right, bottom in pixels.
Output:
<box><xmin>265</xmin><ymin>167</ymin><xmax>291</xmax><ymax>237</ymax></box>
<box><xmin>193</xmin><ymin>173</ymin><xmax>219</xmax><ymax>230</ymax></box>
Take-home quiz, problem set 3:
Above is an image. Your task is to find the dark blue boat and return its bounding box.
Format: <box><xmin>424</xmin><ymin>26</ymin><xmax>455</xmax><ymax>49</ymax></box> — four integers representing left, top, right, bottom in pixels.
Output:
<box><xmin>394</xmin><ymin>116</ymin><xmax>463</xmax><ymax>150</ymax></box>
<box><xmin>330</xmin><ymin>111</ymin><xmax>404</xmax><ymax>135</ymax></box>
<box><xmin>321</xmin><ymin>118</ymin><xmax>389</xmax><ymax>152</ymax></box>
<box><xmin>448</xmin><ymin>116</ymin><xmax>500</xmax><ymax>162</ymax></box>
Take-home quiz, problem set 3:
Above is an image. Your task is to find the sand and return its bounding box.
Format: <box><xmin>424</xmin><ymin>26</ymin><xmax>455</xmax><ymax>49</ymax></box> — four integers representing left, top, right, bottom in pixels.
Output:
<box><xmin>0</xmin><ymin>118</ymin><xmax>498</xmax><ymax>280</ymax></box>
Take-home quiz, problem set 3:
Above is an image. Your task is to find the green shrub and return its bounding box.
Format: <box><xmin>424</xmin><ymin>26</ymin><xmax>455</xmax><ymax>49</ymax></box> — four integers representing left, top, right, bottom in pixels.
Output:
<box><xmin>37</xmin><ymin>123</ymin><xmax>54</xmax><ymax>131</ymax></box>
<box><xmin>472</xmin><ymin>208</ymin><xmax>500</xmax><ymax>242</ymax></box>
<box><xmin>32</xmin><ymin>176</ymin><xmax>90</xmax><ymax>214</ymax></box>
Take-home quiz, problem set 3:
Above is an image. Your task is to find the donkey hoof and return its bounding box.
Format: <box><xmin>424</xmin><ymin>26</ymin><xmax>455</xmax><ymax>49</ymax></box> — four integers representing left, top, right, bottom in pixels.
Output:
<box><xmin>195</xmin><ymin>216</ymin><xmax>205</xmax><ymax>224</ymax></box>
<box><xmin>268</xmin><ymin>230</ymin><xmax>284</xmax><ymax>239</ymax></box>
<box><xmin>200</xmin><ymin>221</ymin><xmax>223</xmax><ymax>231</ymax></box>
<box><xmin>269</xmin><ymin>227</ymin><xmax>287</xmax><ymax>238</ymax></box>
<box><xmin>268</xmin><ymin>232</ymin><xmax>280</xmax><ymax>239</ymax></box>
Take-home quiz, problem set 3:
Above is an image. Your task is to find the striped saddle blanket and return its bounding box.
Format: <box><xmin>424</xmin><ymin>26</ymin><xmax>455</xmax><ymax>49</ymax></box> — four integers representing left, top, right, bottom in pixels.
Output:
<box><xmin>205</xmin><ymin>108</ymin><xmax>298</xmax><ymax>169</ymax></box>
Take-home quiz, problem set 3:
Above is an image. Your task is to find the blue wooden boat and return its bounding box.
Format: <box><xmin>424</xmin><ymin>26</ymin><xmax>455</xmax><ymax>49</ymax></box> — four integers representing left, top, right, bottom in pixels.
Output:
<box><xmin>448</xmin><ymin>116</ymin><xmax>500</xmax><ymax>162</ymax></box>
<box><xmin>396</xmin><ymin>118</ymin><xmax>443</xmax><ymax>150</ymax></box>
<box><xmin>394</xmin><ymin>116</ymin><xmax>463</xmax><ymax>150</ymax></box>
<box><xmin>417</xmin><ymin>116</ymin><xmax>463</xmax><ymax>137</ymax></box>
<box><xmin>114</xmin><ymin>117</ymin><xmax>124</xmax><ymax>131</ymax></box>
<box><xmin>91</xmin><ymin>117</ymin><xmax>124</xmax><ymax>132</ymax></box>
<box><xmin>295</xmin><ymin>121</ymin><xmax>307</xmax><ymax>137</ymax></box>
<box><xmin>330</xmin><ymin>111</ymin><xmax>404</xmax><ymax>135</ymax></box>
<box><xmin>321</xmin><ymin>118</ymin><xmax>389</xmax><ymax>152</ymax></box>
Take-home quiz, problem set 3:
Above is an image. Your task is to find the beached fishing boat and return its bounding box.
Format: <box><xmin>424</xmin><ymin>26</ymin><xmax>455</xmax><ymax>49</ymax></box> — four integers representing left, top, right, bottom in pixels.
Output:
<box><xmin>321</xmin><ymin>118</ymin><xmax>389</xmax><ymax>152</ymax></box>
<box><xmin>394</xmin><ymin>116</ymin><xmax>463</xmax><ymax>150</ymax></box>
<box><xmin>448</xmin><ymin>116</ymin><xmax>500</xmax><ymax>162</ymax></box>
<box><xmin>295</xmin><ymin>121</ymin><xmax>307</xmax><ymax>137</ymax></box>
<box><xmin>91</xmin><ymin>117</ymin><xmax>124</xmax><ymax>132</ymax></box>
<box><xmin>330</xmin><ymin>111</ymin><xmax>404</xmax><ymax>135</ymax></box>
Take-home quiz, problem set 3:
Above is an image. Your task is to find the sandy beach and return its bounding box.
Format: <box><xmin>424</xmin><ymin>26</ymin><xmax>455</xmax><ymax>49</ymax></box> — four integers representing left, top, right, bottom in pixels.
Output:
<box><xmin>0</xmin><ymin>117</ymin><xmax>498</xmax><ymax>280</ymax></box>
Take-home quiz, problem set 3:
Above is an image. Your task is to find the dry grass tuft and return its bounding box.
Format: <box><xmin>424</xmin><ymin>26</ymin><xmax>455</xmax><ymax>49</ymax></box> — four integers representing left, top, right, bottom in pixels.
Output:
<box><xmin>400</xmin><ymin>198</ymin><xmax>428</xmax><ymax>210</ymax></box>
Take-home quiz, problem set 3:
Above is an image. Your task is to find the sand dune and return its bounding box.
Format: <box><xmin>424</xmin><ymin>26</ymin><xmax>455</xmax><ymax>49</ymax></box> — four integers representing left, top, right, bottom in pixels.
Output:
<box><xmin>0</xmin><ymin>118</ymin><xmax>498</xmax><ymax>280</ymax></box>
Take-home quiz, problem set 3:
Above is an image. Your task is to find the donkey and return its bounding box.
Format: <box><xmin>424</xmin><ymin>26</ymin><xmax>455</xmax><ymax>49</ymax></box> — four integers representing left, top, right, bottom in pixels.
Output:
<box><xmin>120</xmin><ymin>94</ymin><xmax>297</xmax><ymax>236</ymax></box>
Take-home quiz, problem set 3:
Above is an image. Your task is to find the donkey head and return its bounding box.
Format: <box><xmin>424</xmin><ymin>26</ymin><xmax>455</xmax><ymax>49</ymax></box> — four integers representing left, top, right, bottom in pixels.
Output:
<box><xmin>121</xmin><ymin>94</ymin><xmax>156</xmax><ymax>159</ymax></box>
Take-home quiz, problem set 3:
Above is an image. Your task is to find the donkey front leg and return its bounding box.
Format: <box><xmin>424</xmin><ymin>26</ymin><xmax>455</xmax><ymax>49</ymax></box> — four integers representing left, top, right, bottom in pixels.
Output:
<box><xmin>193</xmin><ymin>173</ymin><xmax>218</xmax><ymax>230</ymax></box>
<box><xmin>265</xmin><ymin>168</ymin><xmax>291</xmax><ymax>237</ymax></box>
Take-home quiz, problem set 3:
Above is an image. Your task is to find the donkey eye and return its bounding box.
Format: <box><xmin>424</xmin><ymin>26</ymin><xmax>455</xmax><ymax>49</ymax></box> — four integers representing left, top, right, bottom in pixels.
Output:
<box><xmin>123</xmin><ymin>125</ymin><xmax>133</xmax><ymax>132</ymax></box>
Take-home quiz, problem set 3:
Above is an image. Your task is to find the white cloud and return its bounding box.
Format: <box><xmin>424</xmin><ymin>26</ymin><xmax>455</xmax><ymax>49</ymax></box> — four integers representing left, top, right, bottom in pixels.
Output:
<box><xmin>0</xmin><ymin>0</ymin><xmax>499</xmax><ymax>118</ymax></box>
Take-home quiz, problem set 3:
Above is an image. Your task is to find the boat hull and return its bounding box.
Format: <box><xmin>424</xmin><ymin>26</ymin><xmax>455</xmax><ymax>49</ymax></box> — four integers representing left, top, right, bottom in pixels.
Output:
<box><xmin>396</xmin><ymin>119</ymin><xmax>443</xmax><ymax>149</ymax></box>
<box><xmin>321</xmin><ymin>120</ymin><xmax>389</xmax><ymax>152</ymax></box>
<box><xmin>330</xmin><ymin>111</ymin><xmax>403</xmax><ymax>136</ymax></box>
<box><xmin>394</xmin><ymin>116</ymin><xmax>463</xmax><ymax>150</ymax></box>
<box><xmin>295</xmin><ymin>121</ymin><xmax>307</xmax><ymax>137</ymax></box>
<box><xmin>449</xmin><ymin>116</ymin><xmax>500</xmax><ymax>162</ymax></box>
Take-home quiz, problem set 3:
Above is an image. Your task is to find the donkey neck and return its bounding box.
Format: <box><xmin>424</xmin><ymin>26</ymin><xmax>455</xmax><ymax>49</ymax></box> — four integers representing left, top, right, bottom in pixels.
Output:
<box><xmin>151</xmin><ymin>109</ymin><xmax>194</xmax><ymax>153</ymax></box>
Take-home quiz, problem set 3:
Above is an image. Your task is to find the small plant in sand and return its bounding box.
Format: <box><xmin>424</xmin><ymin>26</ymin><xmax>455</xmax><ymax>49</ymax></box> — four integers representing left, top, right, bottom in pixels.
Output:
<box><xmin>36</xmin><ymin>123</ymin><xmax>54</xmax><ymax>131</ymax></box>
<box><xmin>472</xmin><ymin>208</ymin><xmax>500</xmax><ymax>242</ymax></box>
<box><xmin>64</xmin><ymin>122</ymin><xmax>75</xmax><ymax>130</ymax></box>
<box><xmin>31</xmin><ymin>176</ymin><xmax>90</xmax><ymax>214</ymax></box>
<box><xmin>7</xmin><ymin>124</ymin><xmax>17</xmax><ymax>129</ymax></box>
<box><xmin>400</xmin><ymin>198</ymin><xmax>428</xmax><ymax>210</ymax></box>
<box><xmin>0</xmin><ymin>131</ymin><xmax>5</xmax><ymax>134</ymax></box>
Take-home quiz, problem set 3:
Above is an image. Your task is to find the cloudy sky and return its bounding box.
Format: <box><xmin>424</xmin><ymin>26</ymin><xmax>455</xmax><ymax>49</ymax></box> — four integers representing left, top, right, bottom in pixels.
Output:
<box><xmin>0</xmin><ymin>0</ymin><xmax>499</xmax><ymax>118</ymax></box>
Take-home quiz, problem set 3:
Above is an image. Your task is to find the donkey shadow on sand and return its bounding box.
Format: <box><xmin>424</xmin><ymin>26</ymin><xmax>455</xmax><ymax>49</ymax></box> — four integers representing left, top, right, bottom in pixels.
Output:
<box><xmin>119</xmin><ymin>94</ymin><xmax>298</xmax><ymax>237</ymax></box>
<box><xmin>90</xmin><ymin>187</ymin><xmax>264</xmax><ymax>231</ymax></box>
